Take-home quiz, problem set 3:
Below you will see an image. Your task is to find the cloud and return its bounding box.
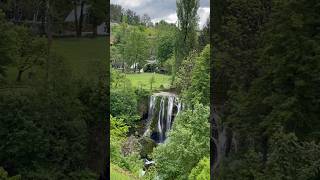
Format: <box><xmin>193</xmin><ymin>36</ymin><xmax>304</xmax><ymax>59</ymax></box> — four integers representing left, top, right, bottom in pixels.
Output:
<box><xmin>111</xmin><ymin>0</ymin><xmax>210</xmax><ymax>28</ymax></box>
<box><xmin>151</xmin><ymin>13</ymin><xmax>177</xmax><ymax>24</ymax></box>
<box><xmin>198</xmin><ymin>7</ymin><xmax>210</xmax><ymax>29</ymax></box>
<box><xmin>111</xmin><ymin>0</ymin><xmax>151</xmax><ymax>8</ymax></box>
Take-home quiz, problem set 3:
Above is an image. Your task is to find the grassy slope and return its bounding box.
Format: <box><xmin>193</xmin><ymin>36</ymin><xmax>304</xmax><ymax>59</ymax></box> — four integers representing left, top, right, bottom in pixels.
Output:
<box><xmin>51</xmin><ymin>37</ymin><xmax>106</xmax><ymax>78</ymax></box>
<box><xmin>5</xmin><ymin>37</ymin><xmax>106</xmax><ymax>82</ymax></box>
<box><xmin>126</xmin><ymin>73</ymin><xmax>172</xmax><ymax>90</ymax></box>
<box><xmin>110</xmin><ymin>164</ymin><xmax>138</xmax><ymax>180</ymax></box>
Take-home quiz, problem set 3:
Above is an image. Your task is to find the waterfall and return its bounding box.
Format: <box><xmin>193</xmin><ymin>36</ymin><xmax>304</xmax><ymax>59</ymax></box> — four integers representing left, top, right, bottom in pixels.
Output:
<box><xmin>143</xmin><ymin>92</ymin><xmax>181</xmax><ymax>143</ymax></box>
<box><xmin>143</xmin><ymin>96</ymin><xmax>156</xmax><ymax>137</ymax></box>
<box><xmin>166</xmin><ymin>96</ymin><xmax>174</xmax><ymax>131</ymax></box>
<box><xmin>157</xmin><ymin>97</ymin><xmax>164</xmax><ymax>142</ymax></box>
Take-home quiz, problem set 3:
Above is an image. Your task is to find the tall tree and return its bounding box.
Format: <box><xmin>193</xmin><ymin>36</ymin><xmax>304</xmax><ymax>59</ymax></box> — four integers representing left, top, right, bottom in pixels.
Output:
<box><xmin>213</xmin><ymin>0</ymin><xmax>320</xmax><ymax>179</ymax></box>
<box><xmin>73</xmin><ymin>0</ymin><xmax>85</xmax><ymax>37</ymax></box>
<box><xmin>125</xmin><ymin>9</ymin><xmax>139</xmax><ymax>25</ymax></box>
<box><xmin>174</xmin><ymin>0</ymin><xmax>199</xmax><ymax>78</ymax></box>
<box><xmin>15</xmin><ymin>27</ymin><xmax>48</xmax><ymax>82</ymax></box>
<box><xmin>141</xmin><ymin>13</ymin><xmax>152</xmax><ymax>27</ymax></box>
<box><xmin>0</xmin><ymin>10</ymin><xmax>16</xmax><ymax>79</ymax></box>
<box><xmin>110</xmin><ymin>4</ymin><xmax>122</xmax><ymax>23</ymax></box>
<box><xmin>124</xmin><ymin>26</ymin><xmax>149</xmax><ymax>73</ymax></box>
<box><xmin>198</xmin><ymin>17</ymin><xmax>209</xmax><ymax>50</ymax></box>
<box><xmin>88</xmin><ymin>0</ymin><xmax>106</xmax><ymax>36</ymax></box>
<box><xmin>211</xmin><ymin>0</ymin><xmax>272</xmax><ymax>177</ymax></box>
<box><xmin>156</xmin><ymin>21</ymin><xmax>176</xmax><ymax>66</ymax></box>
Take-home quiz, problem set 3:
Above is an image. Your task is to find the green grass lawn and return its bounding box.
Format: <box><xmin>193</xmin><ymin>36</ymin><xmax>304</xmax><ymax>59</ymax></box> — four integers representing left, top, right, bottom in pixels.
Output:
<box><xmin>110</xmin><ymin>164</ymin><xmax>138</xmax><ymax>180</ymax></box>
<box><xmin>126</xmin><ymin>73</ymin><xmax>172</xmax><ymax>90</ymax></box>
<box><xmin>4</xmin><ymin>37</ymin><xmax>106</xmax><ymax>83</ymax></box>
<box><xmin>52</xmin><ymin>37</ymin><xmax>106</xmax><ymax>78</ymax></box>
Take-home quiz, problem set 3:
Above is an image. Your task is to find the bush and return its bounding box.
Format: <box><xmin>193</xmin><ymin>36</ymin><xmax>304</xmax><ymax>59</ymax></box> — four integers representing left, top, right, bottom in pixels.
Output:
<box><xmin>163</xmin><ymin>56</ymin><xmax>174</xmax><ymax>75</ymax></box>
<box><xmin>111</xmin><ymin>116</ymin><xmax>129</xmax><ymax>164</ymax></box>
<box><xmin>0</xmin><ymin>167</ymin><xmax>21</xmax><ymax>180</ymax></box>
<box><xmin>143</xmin><ymin>63</ymin><xmax>157</xmax><ymax>72</ymax></box>
<box><xmin>153</xmin><ymin>103</ymin><xmax>210</xmax><ymax>179</ymax></box>
<box><xmin>189</xmin><ymin>157</ymin><xmax>210</xmax><ymax>180</ymax></box>
<box><xmin>111</xmin><ymin>89</ymin><xmax>140</xmax><ymax>124</ymax></box>
<box><xmin>119</xmin><ymin>153</ymin><xmax>144</xmax><ymax>176</ymax></box>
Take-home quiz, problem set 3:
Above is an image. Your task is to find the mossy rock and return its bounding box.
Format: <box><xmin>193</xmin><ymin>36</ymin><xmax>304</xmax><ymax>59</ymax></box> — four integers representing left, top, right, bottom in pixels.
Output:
<box><xmin>139</xmin><ymin>137</ymin><xmax>157</xmax><ymax>159</ymax></box>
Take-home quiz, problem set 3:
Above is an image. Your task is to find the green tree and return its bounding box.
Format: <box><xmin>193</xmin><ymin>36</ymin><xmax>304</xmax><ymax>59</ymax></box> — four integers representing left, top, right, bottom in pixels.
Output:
<box><xmin>153</xmin><ymin>103</ymin><xmax>210</xmax><ymax>179</ymax></box>
<box><xmin>0</xmin><ymin>167</ymin><xmax>20</xmax><ymax>180</ymax></box>
<box><xmin>198</xmin><ymin>18</ymin><xmax>209</xmax><ymax>50</ymax></box>
<box><xmin>213</xmin><ymin>0</ymin><xmax>320</xmax><ymax>179</ymax></box>
<box><xmin>0</xmin><ymin>10</ymin><xmax>16</xmax><ymax>79</ymax></box>
<box><xmin>188</xmin><ymin>157</ymin><xmax>210</xmax><ymax>180</ymax></box>
<box><xmin>149</xmin><ymin>73</ymin><xmax>155</xmax><ymax>90</ymax></box>
<box><xmin>110</xmin><ymin>4</ymin><xmax>123</xmax><ymax>23</ymax></box>
<box><xmin>265</xmin><ymin>130</ymin><xmax>320</xmax><ymax>180</ymax></box>
<box><xmin>72</xmin><ymin>0</ymin><xmax>86</xmax><ymax>37</ymax></box>
<box><xmin>110</xmin><ymin>115</ymin><xmax>129</xmax><ymax>164</ymax></box>
<box><xmin>174</xmin><ymin>0</ymin><xmax>199</xmax><ymax>78</ymax></box>
<box><xmin>156</xmin><ymin>21</ymin><xmax>176</xmax><ymax>65</ymax></box>
<box><xmin>88</xmin><ymin>0</ymin><xmax>106</xmax><ymax>36</ymax></box>
<box><xmin>15</xmin><ymin>26</ymin><xmax>48</xmax><ymax>82</ymax></box>
<box><xmin>174</xmin><ymin>51</ymin><xmax>197</xmax><ymax>92</ymax></box>
<box><xmin>110</xmin><ymin>46</ymin><xmax>122</xmax><ymax>69</ymax></box>
<box><xmin>124</xmin><ymin>26</ymin><xmax>149</xmax><ymax>73</ymax></box>
<box><xmin>141</xmin><ymin>13</ymin><xmax>152</xmax><ymax>27</ymax></box>
<box><xmin>115</xmin><ymin>21</ymin><xmax>129</xmax><ymax>72</ymax></box>
<box><xmin>183</xmin><ymin>45</ymin><xmax>210</xmax><ymax>105</ymax></box>
<box><xmin>0</xmin><ymin>62</ymin><xmax>90</xmax><ymax>178</ymax></box>
<box><xmin>211</xmin><ymin>0</ymin><xmax>273</xmax><ymax>174</ymax></box>
<box><xmin>125</xmin><ymin>9</ymin><xmax>140</xmax><ymax>25</ymax></box>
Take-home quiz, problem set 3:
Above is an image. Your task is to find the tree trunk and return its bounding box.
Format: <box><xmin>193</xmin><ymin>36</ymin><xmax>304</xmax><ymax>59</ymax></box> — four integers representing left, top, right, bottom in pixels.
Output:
<box><xmin>46</xmin><ymin>0</ymin><xmax>52</xmax><ymax>81</ymax></box>
<box><xmin>73</xmin><ymin>1</ymin><xmax>79</xmax><ymax>37</ymax></box>
<box><xmin>134</xmin><ymin>64</ymin><xmax>137</xmax><ymax>73</ymax></box>
<box><xmin>16</xmin><ymin>70</ymin><xmax>23</xmax><ymax>82</ymax></box>
<box><xmin>77</xmin><ymin>1</ymin><xmax>85</xmax><ymax>37</ymax></box>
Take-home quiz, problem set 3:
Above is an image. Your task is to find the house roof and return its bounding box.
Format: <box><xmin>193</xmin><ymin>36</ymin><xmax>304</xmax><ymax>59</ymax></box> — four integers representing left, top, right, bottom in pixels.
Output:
<box><xmin>65</xmin><ymin>5</ymin><xmax>90</xmax><ymax>22</ymax></box>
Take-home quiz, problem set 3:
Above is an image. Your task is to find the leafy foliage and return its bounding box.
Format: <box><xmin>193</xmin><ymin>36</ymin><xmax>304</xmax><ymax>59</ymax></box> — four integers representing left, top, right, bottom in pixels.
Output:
<box><xmin>110</xmin><ymin>116</ymin><xmax>143</xmax><ymax>176</ymax></box>
<box><xmin>174</xmin><ymin>51</ymin><xmax>197</xmax><ymax>92</ymax></box>
<box><xmin>156</xmin><ymin>22</ymin><xmax>176</xmax><ymax>65</ymax></box>
<box><xmin>14</xmin><ymin>26</ymin><xmax>48</xmax><ymax>81</ymax></box>
<box><xmin>111</xmin><ymin>116</ymin><xmax>129</xmax><ymax>163</ymax></box>
<box><xmin>0</xmin><ymin>10</ymin><xmax>16</xmax><ymax>78</ymax></box>
<box><xmin>153</xmin><ymin>103</ymin><xmax>210</xmax><ymax>179</ymax></box>
<box><xmin>111</xmin><ymin>89</ymin><xmax>140</xmax><ymax>125</ymax></box>
<box><xmin>213</xmin><ymin>0</ymin><xmax>320</xmax><ymax>179</ymax></box>
<box><xmin>123</xmin><ymin>26</ymin><xmax>149</xmax><ymax>72</ymax></box>
<box><xmin>0</xmin><ymin>167</ymin><xmax>20</xmax><ymax>180</ymax></box>
<box><xmin>188</xmin><ymin>157</ymin><xmax>210</xmax><ymax>180</ymax></box>
<box><xmin>183</xmin><ymin>45</ymin><xmax>210</xmax><ymax>105</ymax></box>
<box><xmin>175</xmin><ymin>0</ymin><xmax>199</xmax><ymax>74</ymax></box>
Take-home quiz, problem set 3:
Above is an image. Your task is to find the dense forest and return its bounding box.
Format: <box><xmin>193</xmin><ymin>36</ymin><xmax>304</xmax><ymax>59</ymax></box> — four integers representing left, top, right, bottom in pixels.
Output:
<box><xmin>1</xmin><ymin>0</ymin><xmax>319</xmax><ymax>179</ymax></box>
<box><xmin>0</xmin><ymin>0</ymin><xmax>108</xmax><ymax>179</ymax></box>
<box><xmin>212</xmin><ymin>0</ymin><xmax>320</xmax><ymax>179</ymax></box>
<box><xmin>110</xmin><ymin>0</ymin><xmax>210</xmax><ymax>179</ymax></box>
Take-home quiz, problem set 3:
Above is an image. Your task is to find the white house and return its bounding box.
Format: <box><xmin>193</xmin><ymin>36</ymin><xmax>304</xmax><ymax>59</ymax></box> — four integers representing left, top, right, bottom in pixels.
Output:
<box><xmin>64</xmin><ymin>5</ymin><xmax>107</xmax><ymax>36</ymax></box>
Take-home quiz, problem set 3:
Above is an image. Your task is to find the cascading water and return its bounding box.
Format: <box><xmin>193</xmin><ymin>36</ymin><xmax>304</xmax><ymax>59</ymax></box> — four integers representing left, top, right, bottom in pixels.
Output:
<box><xmin>166</xmin><ymin>96</ymin><xmax>174</xmax><ymax>131</ymax></box>
<box><xmin>143</xmin><ymin>92</ymin><xmax>181</xmax><ymax>143</ymax></box>
<box><xmin>157</xmin><ymin>97</ymin><xmax>165</xmax><ymax>142</ymax></box>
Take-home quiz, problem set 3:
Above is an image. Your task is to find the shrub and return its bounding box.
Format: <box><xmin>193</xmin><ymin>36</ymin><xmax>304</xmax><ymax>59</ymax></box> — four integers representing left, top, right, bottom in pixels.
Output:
<box><xmin>188</xmin><ymin>157</ymin><xmax>210</xmax><ymax>180</ymax></box>
<box><xmin>153</xmin><ymin>103</ymin><xmax>210</xmax><ymax>179</ymax></box>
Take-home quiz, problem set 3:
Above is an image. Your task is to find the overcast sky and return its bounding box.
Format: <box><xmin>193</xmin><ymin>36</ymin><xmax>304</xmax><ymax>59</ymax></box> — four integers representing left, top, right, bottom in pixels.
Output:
<box><xmin>110</xmin><ymin>0</ymin><xmax>210</xmax><ymax>29</ymax></box>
